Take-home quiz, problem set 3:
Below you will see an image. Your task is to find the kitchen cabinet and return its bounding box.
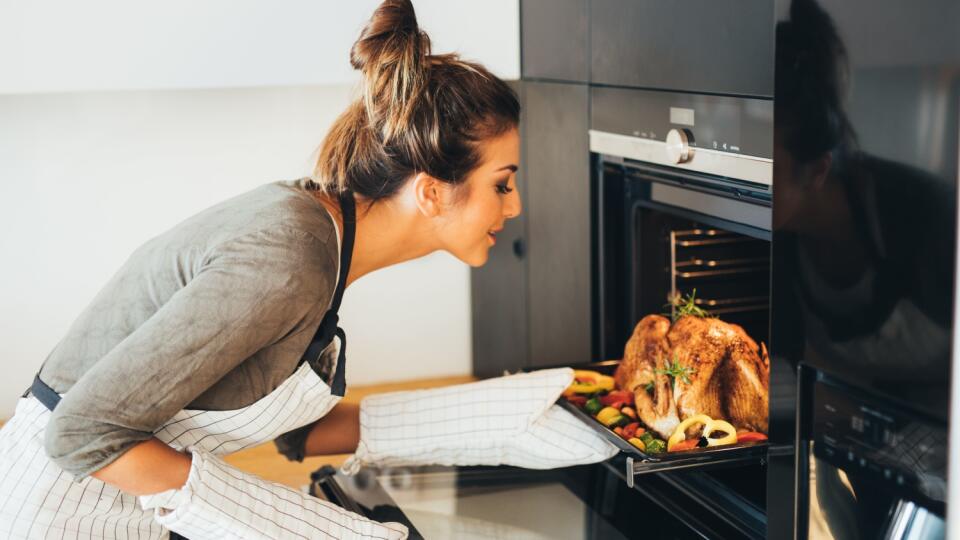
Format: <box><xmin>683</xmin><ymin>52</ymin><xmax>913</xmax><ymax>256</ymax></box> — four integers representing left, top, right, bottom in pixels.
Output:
<box><xmin>590</xmin><ymin>0</ymin><xmax>774</xmax><ymax>97</ymax></box>
<box><xmin>521</xmin><ymin>0</ymin><xmax>590</xmax><ymax>82</ymax></box>
<box><xmin>524</xmin><ymin>81</ymin><xmax>592</xmax><ymax>367</ymax></box>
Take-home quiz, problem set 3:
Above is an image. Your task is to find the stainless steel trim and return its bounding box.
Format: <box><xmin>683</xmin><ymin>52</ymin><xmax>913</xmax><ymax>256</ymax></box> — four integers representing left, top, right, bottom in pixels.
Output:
<box><xmin>626</xmin><ymin>451</ymin><xmax>767</xmax><ymax>489</ymax></box>
<box><xmin>677</xmin><ymin>237</ymin><xmax>758</xmax><ymax>248</ymax></box>
<box><xmin>651</xmin><ymin>183</ymin><xmax>772</xmax><ymax>231</ymax></box>
<box><xmin>949</xmin><ymin>110</ymin><xmax>960</xmax><ymax>540</ymax></box>
<box><xmin>590</xmin><ymin>129</ymin><xmax>773</xmax><ymax>186</ymax></box>
<box><xmin>884</xmin><ymin>500</ymin><xmax>918</xmax><ymax>540</ymax></box>
<box><xmin>676</xmin><ymin>257</ymin><xmax>770</xmax><ymax>269</ymax></box>
<box><xmin>677</xmin><ymin>267</ymin><xmax>768</xmax><ymax>279</ymax></box>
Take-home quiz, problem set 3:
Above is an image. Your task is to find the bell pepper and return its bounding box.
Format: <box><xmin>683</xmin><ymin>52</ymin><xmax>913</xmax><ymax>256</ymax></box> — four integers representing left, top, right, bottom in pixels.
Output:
<box><xmin>599</xmin><ymin>390</ymin><xmax>634</xmax><ymax>408</ymax></box>
<box><xmin>565</xmin><ymin>394</ymin><xmax>587</xmax><ymax>407</ymax></box>
<box><xmin>667</xmin><ymin>414</ymin><xmax>713</xmax><ymax>451</ymax></box>
<box><xmin>703</xmin><ymin>419</ymin><xmax>737</xmax><ymax>447</ymax></box>
<box><xmin>565</xmin><ymin>370</ymin><xmax>615</xmax><ymax>395</ymax></box>
<box><xmin>670</xmin><ymin>438</ymin><xmax>701</xmax><ymax>452</ymax></box>
<box><xmin>595</xmin><ymin>406</ymin><xmax>622</xmax><ymax>426</ymax></box>
<box><xmin>628</xmin><ymin>437</ymin><xmax>646</xmax><ymax>452</ymax></box>
<box><xmin>622</xmin><ymin>422</ymin><xmax>640</xmax><ymax>439</ymax></box>
<box><xmin>737</xmin><ymin>432</ymin><xmax>768</xmax><ymax>443</ymax></box>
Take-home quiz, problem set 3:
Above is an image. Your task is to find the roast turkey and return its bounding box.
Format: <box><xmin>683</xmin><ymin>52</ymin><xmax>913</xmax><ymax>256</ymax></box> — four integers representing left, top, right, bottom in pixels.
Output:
<box><xmin>614</xmin><ymin>314</ymin><xmax>769</xmax><ymax>439</ymax></box>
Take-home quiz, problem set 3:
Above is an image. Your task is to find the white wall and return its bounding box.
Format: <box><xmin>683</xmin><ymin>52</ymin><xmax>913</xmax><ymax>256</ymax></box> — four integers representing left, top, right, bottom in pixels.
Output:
<box><xmin>0</xmin><ymin>0</ymin><xmax>520</xmax><ymax>418</ymax></box>
<box><xmin>0</xmin><ymin>0</ymin><xmax>520</xmax><ymax>94</ymax></box>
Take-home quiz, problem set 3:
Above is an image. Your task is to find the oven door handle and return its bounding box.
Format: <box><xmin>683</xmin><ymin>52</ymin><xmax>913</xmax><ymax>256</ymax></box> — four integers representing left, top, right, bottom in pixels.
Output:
<box><xmin>310</xmin><ymin>465</ymin><xmax>366</xmax><ymax>516</ymax></box>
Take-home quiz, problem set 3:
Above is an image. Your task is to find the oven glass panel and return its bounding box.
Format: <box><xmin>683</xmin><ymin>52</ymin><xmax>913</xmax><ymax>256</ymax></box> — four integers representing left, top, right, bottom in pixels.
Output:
<box><xmin>772</xmin><ymin>0</ymin><xmax>960</xmax><ymax>420</ymax></box>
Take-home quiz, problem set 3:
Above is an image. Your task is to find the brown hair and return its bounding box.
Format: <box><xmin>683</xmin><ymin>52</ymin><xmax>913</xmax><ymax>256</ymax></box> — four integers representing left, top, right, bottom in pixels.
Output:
<box><xmin>311</xmin><ymin>0</ymin><xmax>520</xmax><ymax>207</ymax></box>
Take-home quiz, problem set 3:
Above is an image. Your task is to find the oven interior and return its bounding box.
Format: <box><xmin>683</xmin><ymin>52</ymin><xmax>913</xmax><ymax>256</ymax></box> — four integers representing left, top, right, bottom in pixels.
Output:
<box><xmin>594</xmin><ymin>159</ymin><xmax>772</xmax><ymax>531</ymax></box>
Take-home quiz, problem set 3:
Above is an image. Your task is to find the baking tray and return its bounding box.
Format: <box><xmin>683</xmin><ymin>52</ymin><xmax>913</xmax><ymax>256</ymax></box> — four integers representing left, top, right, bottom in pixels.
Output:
<box><xmin>551</xmin><ymin>360</ymin><xmax>769</xmax><ymax>464</ymax></box>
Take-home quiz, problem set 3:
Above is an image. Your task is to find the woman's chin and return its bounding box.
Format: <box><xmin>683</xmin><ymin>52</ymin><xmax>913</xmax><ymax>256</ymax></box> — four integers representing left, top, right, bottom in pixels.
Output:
<box><xmin>451</xmin><ymin>246</ymin><xmax>490</xmax><ymax>268</ymax></box>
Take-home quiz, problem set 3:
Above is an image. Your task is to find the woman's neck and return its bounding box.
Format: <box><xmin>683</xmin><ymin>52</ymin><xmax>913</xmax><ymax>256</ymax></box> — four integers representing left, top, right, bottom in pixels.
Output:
<box><xmin>313</xmin><ymin>190</ymin><xmax>437</xmax><ymax>288</ymax></box>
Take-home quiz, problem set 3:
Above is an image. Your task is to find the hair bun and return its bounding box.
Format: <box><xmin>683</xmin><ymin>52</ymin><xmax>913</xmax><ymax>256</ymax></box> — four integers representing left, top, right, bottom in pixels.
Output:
<box><xmin>349</xmin><ymin>0</ymin><xmax>431</xmax><ymax>72</ymax></box>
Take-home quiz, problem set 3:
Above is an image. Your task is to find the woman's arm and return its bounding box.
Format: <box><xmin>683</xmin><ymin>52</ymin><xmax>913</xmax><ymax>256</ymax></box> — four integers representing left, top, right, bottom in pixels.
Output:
<box><xmin>91</xmin><ymin>438</ymin><xmax>191</xmax><ymax>496</ymax></box>
<box><xmin>302</xmin><ymin>401</ymin><xmax>361</xmax><ymax>457</ymax></box>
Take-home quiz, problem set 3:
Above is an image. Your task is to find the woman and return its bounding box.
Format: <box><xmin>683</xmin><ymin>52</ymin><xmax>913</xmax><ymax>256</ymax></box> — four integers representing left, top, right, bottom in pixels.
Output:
<box><xmin>0</xmin><ymin>1</ymin><xmax>526</xmax><ymax>537</ymax></box>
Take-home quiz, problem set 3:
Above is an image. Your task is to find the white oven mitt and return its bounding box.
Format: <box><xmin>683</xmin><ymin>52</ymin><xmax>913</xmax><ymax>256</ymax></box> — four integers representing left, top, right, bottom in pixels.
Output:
<box><xmin>341</xmin><ymin>368</ymin><xmax>618</xmax><ymax>474</ymax></box>
<box><xmin>139</xmin><ymin>447</ymin><xmax>408</xmax><ymax>539</ymax></box>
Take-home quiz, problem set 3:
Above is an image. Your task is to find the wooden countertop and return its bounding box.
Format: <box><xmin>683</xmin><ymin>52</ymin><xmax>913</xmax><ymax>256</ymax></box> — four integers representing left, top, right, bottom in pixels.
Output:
<box><xmin>223</xmin><ymin>374</ymin><xmax>477</xmax><ymax>488</ymax></box>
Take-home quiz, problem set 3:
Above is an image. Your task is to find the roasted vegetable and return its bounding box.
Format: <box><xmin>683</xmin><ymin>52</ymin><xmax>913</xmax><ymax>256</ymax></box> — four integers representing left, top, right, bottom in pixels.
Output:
<box><xmin>736</xmin><ymin>432</ymin><xmax>768</xmax><ymax>443</ymax></box>
<box><xmin>670</xmin><ymin>438</ymin><xmax>700</xmax><ymax>452</ymax></box>
<box><xmin>584</xmin><ymin>397</ymin><xmax>604</xmax><ymax>415</ymax></box>
<box><xmin>667</xmin><ymin>414</ymin><xmax>713</xmax><ymax>451</ymax></box>
<box><xmin>628</xmin><ymin>437</ymin><xmax>646</xmax><ymax>451</ymax></box>
<box><xmin>645</xmin><ymin>439</ymin><xmax>666</xmax><ymax>453</ymax></box>
<box><xmin>703</xmin><ymin>419</ymin><xmax>737</xmax><ymax>447</ymax></box>
<box><xmin>599</xmin><ymin>390</ymin><xmax>634</xmax><ymax>408</ymax></box>
<box><xmin>596</xmin><ymin>407</ymin><xmax>622</xmax><ymax>426</ymax></box>
<box><xmin>565</xmin><ymin>370</ymin><xmax>616</xmax><ymax>395</ymax></box>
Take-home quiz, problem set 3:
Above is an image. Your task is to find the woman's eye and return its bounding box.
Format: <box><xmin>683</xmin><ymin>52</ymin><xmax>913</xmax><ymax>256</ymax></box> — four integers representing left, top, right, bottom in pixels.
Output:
<box><xmin>496</xmin><ymin>183</ymin><xmax>514</xmax><ymax>195</ymax></box>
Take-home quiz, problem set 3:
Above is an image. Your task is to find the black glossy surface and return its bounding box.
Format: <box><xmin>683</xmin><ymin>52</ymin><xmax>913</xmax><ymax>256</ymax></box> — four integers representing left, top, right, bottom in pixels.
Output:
<box><xmin>772</xmin><ymin>0</ymin><xmax>959</xmax><ymax>423</ymax></box>
<box><xmin>772</xmin><ymin>1</ymin><xmax>959</xmax><ymax>538</ymax></box>
<box><xmin>810</xmin><ymin>374</ymin><xmax>947</xmax><ymax>514</ymax></box>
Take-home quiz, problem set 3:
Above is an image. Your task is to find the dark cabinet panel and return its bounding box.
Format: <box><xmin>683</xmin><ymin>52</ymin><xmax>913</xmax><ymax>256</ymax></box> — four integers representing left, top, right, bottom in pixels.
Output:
<box><xmin>471</xmin><ymin>83</ymin><xmax>530</xmax><ymax>378</ymax></box>
<box><xmin>590</xmin><ymin>0</ymin><xmax>774</xmax><ymax>97</ymax></box>
<box><xmin>521</xmin><ymin>0</ymin><xmax>589</xmax><ymax>82</ymax></box>
<box><xmin>525</xmin><ymin>82</ymin><xmax>592</xmax><ymax>367</ymax></box>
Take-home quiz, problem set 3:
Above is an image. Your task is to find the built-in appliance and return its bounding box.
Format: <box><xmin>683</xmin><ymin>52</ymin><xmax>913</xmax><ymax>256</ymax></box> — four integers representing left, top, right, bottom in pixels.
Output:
<box><xmin>772</xmin><ymin>1</ymin><xmax>959</xmax><ymax>538</ymax></box>
<box><xmin>589</xmin><ymin>82</ymin><xmax>785</xmax><ymax>539</ymax></box>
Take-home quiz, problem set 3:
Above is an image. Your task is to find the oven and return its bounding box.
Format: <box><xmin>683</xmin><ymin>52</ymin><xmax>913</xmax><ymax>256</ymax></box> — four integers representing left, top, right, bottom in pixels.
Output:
<box><xmin>587</xmin><ymin>84</ymin><xmax>790</xmax><ymax>539</ymax></box>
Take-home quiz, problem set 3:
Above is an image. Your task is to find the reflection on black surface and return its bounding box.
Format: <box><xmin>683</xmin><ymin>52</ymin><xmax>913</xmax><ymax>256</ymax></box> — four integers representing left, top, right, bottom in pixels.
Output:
<box><xmin>773</xmin><ymin>0</ymin><xmax>958</xmax><ymax>420</ymax></box>
<box><xmin>773</xmin><ymin>0</ymin><xmax>957</xmax><ymax>538</ymax></box>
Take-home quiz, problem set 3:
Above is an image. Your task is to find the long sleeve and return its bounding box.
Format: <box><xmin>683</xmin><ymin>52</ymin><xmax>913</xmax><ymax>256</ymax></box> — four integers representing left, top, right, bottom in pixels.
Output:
<box><xmin>43</xmin><ymin>226</ymin><xmax>336</xmax><ymax>479</ymax></box>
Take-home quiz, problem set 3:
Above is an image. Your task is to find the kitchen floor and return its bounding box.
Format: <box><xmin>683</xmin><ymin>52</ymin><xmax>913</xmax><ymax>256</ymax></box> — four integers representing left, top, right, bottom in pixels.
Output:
<box><xmin>223</xmin><ymin>375</ymin><xmax>476</xmax><ymax>489</ymax></box>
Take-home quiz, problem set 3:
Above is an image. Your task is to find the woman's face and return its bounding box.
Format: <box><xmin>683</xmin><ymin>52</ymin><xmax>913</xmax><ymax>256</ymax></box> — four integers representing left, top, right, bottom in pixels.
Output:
<box><xmin>439</xmin><ymin>127</ymin><xmax>522</xmax><ymax>267</ymax></box>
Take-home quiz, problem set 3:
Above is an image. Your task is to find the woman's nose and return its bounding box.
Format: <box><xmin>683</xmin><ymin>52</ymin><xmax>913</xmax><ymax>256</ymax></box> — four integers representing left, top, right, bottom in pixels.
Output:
<box><xmin>504</xmin><ymin>190</ymin><xmax>522</xmax><ymax>219</ymax></box>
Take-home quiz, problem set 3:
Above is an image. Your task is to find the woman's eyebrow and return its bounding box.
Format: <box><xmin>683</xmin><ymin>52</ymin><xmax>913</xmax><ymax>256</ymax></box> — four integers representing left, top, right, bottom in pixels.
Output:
<box><xmin>494</xmin><ymin>164</ymin><xmax>518</xmax><ymax>173</ymax></box>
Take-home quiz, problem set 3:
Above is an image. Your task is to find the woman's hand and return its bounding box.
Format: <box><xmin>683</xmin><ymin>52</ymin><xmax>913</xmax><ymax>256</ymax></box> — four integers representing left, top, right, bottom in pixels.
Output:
<box><xmin>303</xmin><ymin>401</ymin><xmax>361</xmax><ymax>457</ymax></box>
<box><xmin>91</xmin><ymin>438</ymin><xmax>191</xmax><ymax>496</ymax></box>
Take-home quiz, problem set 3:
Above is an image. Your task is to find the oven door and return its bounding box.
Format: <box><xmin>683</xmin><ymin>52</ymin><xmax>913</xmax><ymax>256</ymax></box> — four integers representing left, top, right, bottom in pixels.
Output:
<box><xmin>311</xmin><ymin>461</ymin><xmax>765</xmax><ymax>539</ymax></box>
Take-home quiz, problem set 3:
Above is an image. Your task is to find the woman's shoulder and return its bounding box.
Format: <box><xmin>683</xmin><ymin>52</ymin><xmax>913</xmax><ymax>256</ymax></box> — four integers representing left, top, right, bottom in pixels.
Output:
<box><xmin>132</xmin><ymin>179</ymin><xmax>340</xmax><ymax>280</ymax></box>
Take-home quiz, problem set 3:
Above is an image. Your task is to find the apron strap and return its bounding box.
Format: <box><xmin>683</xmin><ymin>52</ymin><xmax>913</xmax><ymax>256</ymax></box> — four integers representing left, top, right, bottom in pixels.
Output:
<box><xmin>300</xmin><ymin>189</ymin><xmax>355</xmax><ymax>397</ymax></box>
<box><xmin>30</xmin><ymin>374</ymin><xmax>62</xmax><ymax>411</ymax></box>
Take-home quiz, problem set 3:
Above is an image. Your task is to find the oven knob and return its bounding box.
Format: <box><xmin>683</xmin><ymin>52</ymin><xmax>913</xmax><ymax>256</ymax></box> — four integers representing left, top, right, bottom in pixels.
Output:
<box><xmin>666</xmin><ymin>128</ymin><xmax>695</xmax><ymax>164</ymax></box>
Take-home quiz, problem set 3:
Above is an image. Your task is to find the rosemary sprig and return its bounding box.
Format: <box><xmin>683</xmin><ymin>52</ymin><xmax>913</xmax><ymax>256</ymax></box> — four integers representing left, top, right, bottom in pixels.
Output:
<box><xmin>664</xmin><ymin>288</ymin><xmax>712</xmax><ymax>322</ymax></box>
<box><xmin>655</xmin><ymin>354</ymin><xmax>696</xmax><ymax>386</ymax></box>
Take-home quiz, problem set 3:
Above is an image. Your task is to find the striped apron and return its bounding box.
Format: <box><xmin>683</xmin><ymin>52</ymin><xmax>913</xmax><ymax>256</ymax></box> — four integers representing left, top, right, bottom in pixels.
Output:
<box><xmin>0</xmin><ymin>189</ymin><xmax>357</xmax><ymax>539</ymax></box>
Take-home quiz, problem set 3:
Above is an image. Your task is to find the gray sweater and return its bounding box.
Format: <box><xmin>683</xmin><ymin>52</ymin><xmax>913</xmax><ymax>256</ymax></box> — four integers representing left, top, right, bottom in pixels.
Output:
<box><xmin>37</xmin><ymin>178</ymin><xmax>341</xmax><ymax>479</ymax></box>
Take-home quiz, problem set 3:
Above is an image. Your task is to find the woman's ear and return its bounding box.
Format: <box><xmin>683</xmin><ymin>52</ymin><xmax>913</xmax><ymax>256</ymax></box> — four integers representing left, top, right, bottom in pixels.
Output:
<box><xmin>412</xmin><ymin>172</ymin><xmax>447</xmax><ymax>217</ymax></box>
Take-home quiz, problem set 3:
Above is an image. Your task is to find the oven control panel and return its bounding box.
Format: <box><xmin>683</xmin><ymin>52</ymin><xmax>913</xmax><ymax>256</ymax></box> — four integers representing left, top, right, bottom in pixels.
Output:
<box><xmin>810</xmin><ymin>374</ymin><xmax>946</xmax><ymax>509</ymax></box>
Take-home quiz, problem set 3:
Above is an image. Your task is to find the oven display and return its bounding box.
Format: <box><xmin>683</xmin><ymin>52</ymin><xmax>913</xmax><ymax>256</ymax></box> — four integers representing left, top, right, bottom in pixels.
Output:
<box><xmin>811</xmin><ymin>375</ymin><xmax>946</xmax><ymax>509</ymax></box>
